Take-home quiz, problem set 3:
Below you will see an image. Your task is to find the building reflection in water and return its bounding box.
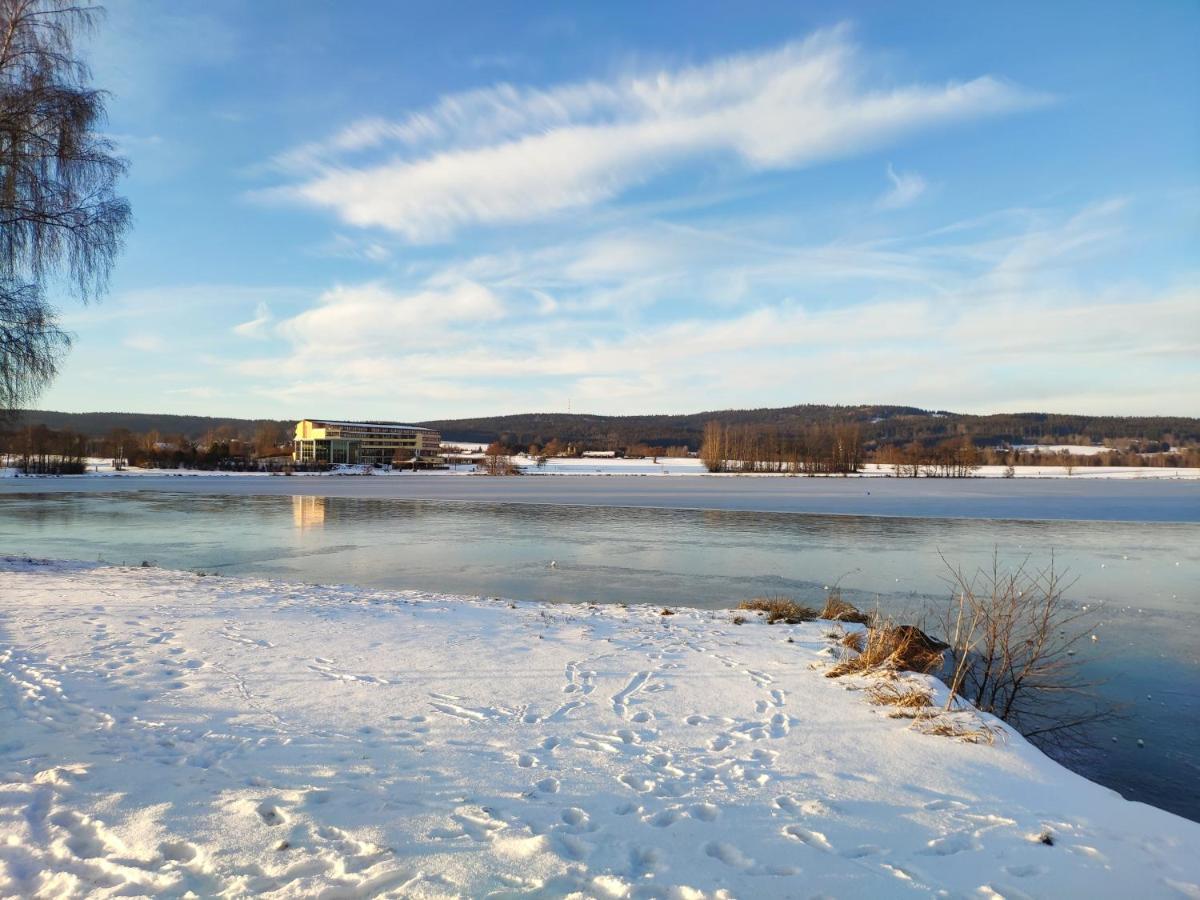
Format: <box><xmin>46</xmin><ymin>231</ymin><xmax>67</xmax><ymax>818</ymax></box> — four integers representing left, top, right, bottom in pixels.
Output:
<box><xmin>292</xmin><ymin>495</ymin><xmax>326</xmax><ymax>529</ymax></box>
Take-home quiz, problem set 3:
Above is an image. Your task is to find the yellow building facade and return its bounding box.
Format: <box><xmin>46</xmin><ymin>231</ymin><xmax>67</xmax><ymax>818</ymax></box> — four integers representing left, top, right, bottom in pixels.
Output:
<box><xmin>292</xmin><ymin>419</ymin><xmax>441</xmax><ymax>466</ymax></box>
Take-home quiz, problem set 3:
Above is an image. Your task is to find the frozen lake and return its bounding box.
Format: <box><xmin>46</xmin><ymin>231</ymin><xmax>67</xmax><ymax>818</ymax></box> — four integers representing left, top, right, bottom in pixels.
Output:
<box><xmin>2</xmin><ymin>472</ymin><xmax>1198</xmax><ymax>522</ymax></box>
<box><xmin>1</xmin><ymin>482</ymin><xmax>1197</xmax><ymax>820</ymax></box>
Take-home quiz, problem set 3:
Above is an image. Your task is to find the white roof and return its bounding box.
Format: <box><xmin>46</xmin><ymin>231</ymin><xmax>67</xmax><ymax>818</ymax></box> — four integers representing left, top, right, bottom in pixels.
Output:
<box><xmin>306</xmin><ymin>419</ymin><xmax>435</xmax><ymax>432</ymax></box>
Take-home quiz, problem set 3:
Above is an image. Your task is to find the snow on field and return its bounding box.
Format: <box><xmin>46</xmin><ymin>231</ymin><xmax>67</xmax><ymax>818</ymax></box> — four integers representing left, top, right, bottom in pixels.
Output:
<box><xmin>514</xmin><ymin>455</ymin><xmax>709</xmax><ymax>476</ymax></box>
<box><xmin>1011</xmin><ymin>445</ymin><xmax>1115</xmax><ymax>457</ymax></box>
<box><xmin>2</xmin><ymin>560</ymin><xmax>1197</xmax><ymax>898</ymax></box>
<box><xmin>3</xmin><ymin>456</ymin><xmax>1198</xmax><ymax>480</ymax></box>
<box><xmin>514</xmin><ymin>458</ymin><xmax>1200</xmax><ymax>479</ymax></box>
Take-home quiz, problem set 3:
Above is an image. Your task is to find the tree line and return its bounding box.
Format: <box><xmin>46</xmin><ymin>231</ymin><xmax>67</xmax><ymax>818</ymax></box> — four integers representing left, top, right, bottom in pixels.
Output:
<box><xmin>423</xmin><ymin>405</ymin><xmax>1200</xmax><ymax>451</ymax></box>
<box><xmin>698</xmin><ymin>422</ymin><xmax>864</xmax><ymax>474</ymax></box>
<box><xmin>0</xmin><ymin>422</ymin><xmax>294</xmax><ymax>473</ymax></box>
<box><xmin>10</xmin><ymin>405</ymin><xmax>1200</xmax><ymax>453</ymax></box>
<box><xmin>877</xmin><ymin>440</ymin><xmax>1200</xmax><ymax>475</ymax></box>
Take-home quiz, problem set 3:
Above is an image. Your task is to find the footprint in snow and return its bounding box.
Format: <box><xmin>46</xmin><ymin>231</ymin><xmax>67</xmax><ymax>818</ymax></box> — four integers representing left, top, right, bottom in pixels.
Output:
<box><xmin>689</xmin><ymin>802</ymin><xmax>720</xmax><ymax>822</ymax></box>
<box><xmin>704</xmin><ymin>841</ymin><xmax>755</xmax><ymax>870</ymax></box>
<box><xmin>560</xmin><ymin>808</ymin><xmax>591</xmax><ymax>830</ymax></box>
<box><xmin>644</xmin><ymin>808</ymin><xmax>681</xmax><ymax>828</ymax></box>
<box><xmin>255</xmin><ymin>801</ymin><xmax>286</xmax><ymax>826</ymax></box>
<box><xmin>158</xmin><ymin>840</ymin><xmax>198</xmax><ymax>863</ymax></box>
<box><xmin>920</xmin><ymin>831</ymin><xmax>977</xmax><ymax>856</ymax></box>
<box><xmin>783</xmin><ymin>825</ymin><xmax>833</xmax><ymax>852</ymax></box>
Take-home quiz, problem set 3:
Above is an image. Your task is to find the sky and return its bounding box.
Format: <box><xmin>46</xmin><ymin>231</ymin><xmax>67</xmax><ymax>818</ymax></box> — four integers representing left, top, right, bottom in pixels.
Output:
<box><xmin>36</xmin><ymin>0</ymin><xmax>1200</xmax><ymax>420</ymax></box>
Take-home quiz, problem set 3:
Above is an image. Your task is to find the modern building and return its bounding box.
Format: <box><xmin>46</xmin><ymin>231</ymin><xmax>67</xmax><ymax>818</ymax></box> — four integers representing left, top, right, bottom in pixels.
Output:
<box><xmin>292</xmin><ymin>419</ymin><xmax>442</xmax><ymax>466</ymax></box>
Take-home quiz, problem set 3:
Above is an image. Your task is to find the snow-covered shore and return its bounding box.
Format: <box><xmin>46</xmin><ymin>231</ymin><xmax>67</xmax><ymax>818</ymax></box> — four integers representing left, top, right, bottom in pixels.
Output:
<box><xmin>4</xmin><ymin>456</ymin><xmax>1199</xmax><ymax>480</ymax></box>
<box><xmin>1</xmin><ymin>560</ymin><xmax>1197</xmax><ymax>898</ymax></box>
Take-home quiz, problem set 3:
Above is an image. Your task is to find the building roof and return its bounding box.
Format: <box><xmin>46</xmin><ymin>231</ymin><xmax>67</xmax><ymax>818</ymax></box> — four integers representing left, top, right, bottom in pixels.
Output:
<box><xmin>303</xmin><ymin>419</ymin><xmax>436</xmax><ymax>432</ymax></box>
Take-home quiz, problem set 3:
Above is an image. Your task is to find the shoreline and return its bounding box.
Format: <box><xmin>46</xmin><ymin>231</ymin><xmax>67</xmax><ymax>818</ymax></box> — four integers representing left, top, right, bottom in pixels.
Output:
<box><xmin>2</xmin><ymin>558</ymin><xmax>1197</xmax><ymax>897</ymax></box>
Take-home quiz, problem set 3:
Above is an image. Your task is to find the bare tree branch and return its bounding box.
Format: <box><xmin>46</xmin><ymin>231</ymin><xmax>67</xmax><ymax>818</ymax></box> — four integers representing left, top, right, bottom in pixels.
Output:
<box><xmin>0</xmin><ymin>0</ymin><xmax>128</xmax><ymax>416</ymax></box>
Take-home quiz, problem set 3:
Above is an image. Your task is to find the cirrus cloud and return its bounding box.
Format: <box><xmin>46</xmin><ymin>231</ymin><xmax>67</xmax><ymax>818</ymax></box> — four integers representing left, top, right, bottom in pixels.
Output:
<box><xmin>254</xmin><ymin>27</ymin><xmax>1046</xmax><ymax>242</ymax></box>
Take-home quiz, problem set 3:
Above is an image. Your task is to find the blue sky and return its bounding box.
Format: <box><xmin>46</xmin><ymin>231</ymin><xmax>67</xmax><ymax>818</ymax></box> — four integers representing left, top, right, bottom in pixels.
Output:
<box><xmin>39</xmin><ymin>1</ymin><xmax>1199</xmax><ymax>419</ymax></box>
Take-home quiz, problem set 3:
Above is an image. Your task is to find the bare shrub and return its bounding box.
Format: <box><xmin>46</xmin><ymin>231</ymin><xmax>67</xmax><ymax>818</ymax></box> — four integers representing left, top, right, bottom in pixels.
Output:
<box><xmin>820</xmin><ymin>591</ymin><xmax>871</xmax><ymax>624</ymax></box>
<box><xmin>935</xmin><ymin>552</ymin><xmax>1113</xmax><ymax>755</ymax></box>
<box><xmin>737</xmin><ymin>596</ymin><xmax>817</xmax><ymax>624</ymax></box>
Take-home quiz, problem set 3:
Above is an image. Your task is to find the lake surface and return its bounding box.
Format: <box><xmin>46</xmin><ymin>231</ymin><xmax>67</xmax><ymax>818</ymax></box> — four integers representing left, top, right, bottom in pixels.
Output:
<box><xmin>2</xmin><ymin>472</ymin><xmax>1198</xmax><ymax>521</ymax></box>
<box><xmin>1</xmin><ymin>486</ymin><xmax>1198</xmax><ymax>821</ymax></box>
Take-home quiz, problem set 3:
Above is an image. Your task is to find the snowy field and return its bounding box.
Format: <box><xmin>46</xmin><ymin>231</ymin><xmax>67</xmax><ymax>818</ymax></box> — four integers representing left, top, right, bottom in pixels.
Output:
<box><xmin>2</xmin><ymin>560</ymin><xmax>1198</xmax><ymax>898</ymax></box>
<box><xmin>511</xmin><ymin>457</ymin><xmax>1200</xmax><ymax>480</ymax></box>
<box><xmin>3</xmin><ymin>456</ymin><xmax>1198</xmax><ymax>480</ymax></box>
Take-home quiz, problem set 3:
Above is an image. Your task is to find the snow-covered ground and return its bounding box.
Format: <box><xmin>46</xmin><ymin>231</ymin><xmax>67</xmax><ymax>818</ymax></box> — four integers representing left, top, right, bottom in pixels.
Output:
<box><xmin>1011</xmin><ymin>444</ymin><xmax>1114</xmax><ymax>457</ymax></box>
<box><xmin>513</xmin><ymin>457</ymin><xmax>1200</xmax><ymax>479</ymax></box>
<box><xmin>3</xmin><ymin>456</ymin><xmax>1198</xmax><ymax>480</ymax></box>
<box><xmin>2</xmin><ymin>560</ymin><xmax>1197</xmax><ymax>898</ymax></box>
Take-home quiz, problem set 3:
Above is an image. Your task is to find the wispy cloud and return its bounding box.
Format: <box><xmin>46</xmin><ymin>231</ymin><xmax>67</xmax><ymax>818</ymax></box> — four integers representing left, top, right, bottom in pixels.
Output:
<box><xmin>278</xmin><ymin>280</ymin><xmax>504</xmax><ymax>354</ymax></box>
<box><xmin>254</xmin><ymin>27</ymin><xmax>1045</xmax><ymax>241</ymax></box>
<box><xmin>876</xmin><ymin>163</ymin><xmax>927</xmax><ymax>210</ymax></box>
<box><xmin>233</xmin><ymin>301</ymin><xmax>273</xmax><ymax>338</ymax></box>
<box><xmin>224</xmin><ymin>198</ymin><xmax>1197</xmax><ymax>417</ymax></box>
<box><xmin>122</xmin><ymin>332</ymin><xmax>166</xmax><ymax>353</ymax></box>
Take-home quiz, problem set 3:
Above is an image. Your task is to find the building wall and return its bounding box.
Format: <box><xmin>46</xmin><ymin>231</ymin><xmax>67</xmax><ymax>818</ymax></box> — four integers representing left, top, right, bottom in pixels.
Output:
<box><xmin>292</xmin><ymin>420</ymin><xmax>442</xmax><ymax>466</ymax></box>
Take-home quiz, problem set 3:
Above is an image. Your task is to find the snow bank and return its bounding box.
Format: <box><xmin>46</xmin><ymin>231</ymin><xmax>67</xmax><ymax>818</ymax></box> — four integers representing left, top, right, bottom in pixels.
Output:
<box><xmin>1</xmin><ymin>560</ymin><xmax>1196</xmax><ymax>898</ymax></box>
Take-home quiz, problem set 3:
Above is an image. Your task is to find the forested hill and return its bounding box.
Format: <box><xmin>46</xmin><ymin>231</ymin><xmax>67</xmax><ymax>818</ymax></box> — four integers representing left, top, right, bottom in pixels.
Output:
<box><xmin>10</xmin><ymin>411</ymin><xmax>292</xmax><ymax>440</ymax></box>
<box><xmin>13</xmin><ymin>405</ymin><xmax>1199</xmax><ymax>449</ymax></box>
<box><xmin>420</xmin><ymin>406</ymin><xmax>1200</xmax><ymax>449</ymax></box>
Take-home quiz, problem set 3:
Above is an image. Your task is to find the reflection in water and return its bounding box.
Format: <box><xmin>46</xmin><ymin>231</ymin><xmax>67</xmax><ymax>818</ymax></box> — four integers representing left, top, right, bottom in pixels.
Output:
<box><xmin>0</xmin><ymin>491</ymin><xmax>1197</xmax><ymax>820</ymax></box>
<box><xmin>293</xmin><ymin>495</ymin><xmax>325</xmax><ymax>529</ymax></box>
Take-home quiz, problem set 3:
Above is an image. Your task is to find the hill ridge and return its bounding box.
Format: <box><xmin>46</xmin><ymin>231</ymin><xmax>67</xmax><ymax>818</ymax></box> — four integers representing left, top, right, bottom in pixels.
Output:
<box><xmin>7</xmin><ymin>405</ymin><xmax>1197</xmax><ymax>449</ymax></box>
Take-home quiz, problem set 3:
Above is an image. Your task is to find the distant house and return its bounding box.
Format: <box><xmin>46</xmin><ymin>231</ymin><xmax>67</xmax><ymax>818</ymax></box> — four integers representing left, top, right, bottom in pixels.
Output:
<box><xmin>581</xmin><ymin>450</ymin><xmax>620</xmax><ymax>458</ymax></box>
<box><xmin>256</xmin><ymin>452</ymin><xmax>295</xmax><ymax>471</ymax></box>
<box><xmin>293</xmin><ymin>419</ymin><xmax>441</xmax><ymax>466</ymax></box>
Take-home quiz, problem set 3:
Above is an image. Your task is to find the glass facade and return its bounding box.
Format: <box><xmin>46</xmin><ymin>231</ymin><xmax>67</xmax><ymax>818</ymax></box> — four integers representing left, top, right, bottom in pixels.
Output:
<box><xmin>292</xmin><ymin>420</ymin><xmax>441</xmax><ymax>466</ymax></box>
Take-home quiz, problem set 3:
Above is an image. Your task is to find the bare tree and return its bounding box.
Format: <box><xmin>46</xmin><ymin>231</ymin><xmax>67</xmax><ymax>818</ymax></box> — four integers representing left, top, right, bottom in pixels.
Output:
<box><xmin>935</xmin><ymin>552</ymin><xmax>1114</xmax><ymax>756</ymax></box>
<box><xmin>699</xmin><ymin>420</ymin><xmax>726</xmax><ymax>473</ymax></box>
<box><xmin>1061</xmin><ymin>451</ymin><xmax>1076</xmax><ymax>476</ymax></box>
<box><xmin>0</xmin><ymin>0</ymin><xmax>130</xmax><ymax>415</ymax></box>
<box><xmin>478</xmin><ymin>441</ymin><xmax>518</xmax><ymax>476</ymax></box>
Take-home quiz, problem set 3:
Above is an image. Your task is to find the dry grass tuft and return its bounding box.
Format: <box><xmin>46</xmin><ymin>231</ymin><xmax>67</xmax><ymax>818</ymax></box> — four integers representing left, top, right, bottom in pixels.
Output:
<box><xmin>660</xmin><ymin>608</ymin><xmax>675</xmax><ymax>616</ymax></box>
<box><xmin>912</xmin><ymin>712</ymin><xmax>1003</xmax><ymax>744</ymax></box>
<box><xmin>839</xmin><ymin>630</ymin><xmax>865</xmax><ymax>652</ymax></box>
<box><xmin>866</xmin><ymin>681</ymin><xmax>933</xmax><ymax>717</ymax></box>
<box><xmin>737</xmin><ymin>596</ymin><xmax>817</xmax><ymax>625</ymax></box>
<box><xmin>826</xmin><ymin>624</ymin><xmax>946</xmax><ymax>678</ymax></box>
<box><xmin>731</xmin><ymin>615</ymin><xmax>747</xmax><ymax>626</ymax></box>
<box><xmin>820</xmin><ymin>591</ymin><xmax>871</xmax><ymax>624</ymax></box>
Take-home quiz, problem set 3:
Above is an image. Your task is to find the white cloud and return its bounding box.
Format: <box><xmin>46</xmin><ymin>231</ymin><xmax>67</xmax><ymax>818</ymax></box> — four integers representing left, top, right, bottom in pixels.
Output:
<box><xmin>233</xmin><ymin>301</ymin><xmax>273</xmax><ymax>338</ymax></box>
<box><xmin>876</xmin><ymin>163</ymin><xmax>927</xmax><ymax>210</ymax></box>
<box><xmin>224</xmin><ymin>198</ymin><xmax>1198</xmax><ymax>418</ymax></box>
<box><xmin>122</xmin><ymin>332</ymin><xmax>166</xmax><ymax>353</ymax></box>
<box><xmin>256</xmin><ymin>28</ymin><xmax>1045</xmax><ymax>241</ymax></box>
<box><xmin>277</xmin><ymin>280</ymin><xmax>504</xmax><ymax>354</ymax></box>
<box><xmin>166</xmin><ymin>386</ymin><xmax>220</xmax><ymax>399</ymax></box>
<box><xmin>232</xmin><ymin>282</ymin><xmax>1198</xmax><ymax>417</ymax></box>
